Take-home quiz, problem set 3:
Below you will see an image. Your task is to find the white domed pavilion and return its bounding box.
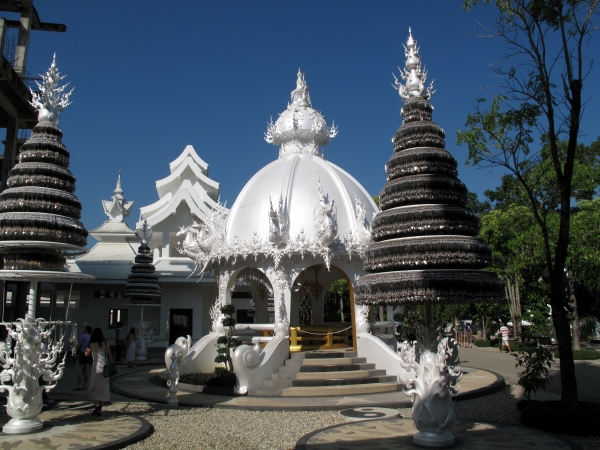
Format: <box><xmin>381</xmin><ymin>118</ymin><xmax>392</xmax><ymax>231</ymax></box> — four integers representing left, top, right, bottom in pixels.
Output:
<box><xmin>174</xmin><ymin>71</ymin><xmax>400</xmax><ymax>394</ymax></box>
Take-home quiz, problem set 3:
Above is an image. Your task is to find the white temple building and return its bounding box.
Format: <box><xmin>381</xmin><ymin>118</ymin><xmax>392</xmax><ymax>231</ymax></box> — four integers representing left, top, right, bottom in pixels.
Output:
<box><xmin>64</xmin><ymin>146</ymin><xmax>226</xmax><ymax>347</ymax></box>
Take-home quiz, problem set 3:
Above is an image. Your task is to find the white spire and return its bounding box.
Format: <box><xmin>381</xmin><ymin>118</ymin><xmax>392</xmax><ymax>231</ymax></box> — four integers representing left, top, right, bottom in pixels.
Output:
<box><xmin>29</xmin><ymin>54</ymin><xmax>74</xmax><ymax>125</ymax></box>
<box><xmin>102</xmin><ymin>171</ymin><xmax>135</xmax><ymax>222</ymax></box>
<box><xmin>264</xmin><ymin>70</ymin><xmax>338</xmax><ymax>158</ymax></box>
<box><xmin>392</xmin><ymin>28</ymin><xmax>435</xmax><ymax>101</ymax></box>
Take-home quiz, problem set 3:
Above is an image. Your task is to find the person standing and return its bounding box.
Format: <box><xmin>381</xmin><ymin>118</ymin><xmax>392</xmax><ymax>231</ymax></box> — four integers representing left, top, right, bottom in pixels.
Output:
<box><xmin>86</xmin><ymin>327</ymin><xmax>113</xmax><ymax>417</ymax></box>
<box><xmin>126</xmin><ymin>327</ymin><xmax>137</xmax><ymax>368</ymax></box>
<box><xmin>73</xmin><ymin>326</ymin><xmax>93</xmax><ymax>391</ymax></box>
<box><xmin>114</xmin><ymin>321</ymin><xmax>127</xmax><ymax>362</ymax></box>
<box><xmin>499</xmin><ymin>323</ymin><xmax>512</xmax><ymax>353</ymax></box>
<box><xmin>464</xmin><ymin>322</ymin><xmax>472</xmax><ymax>348</ymax></box>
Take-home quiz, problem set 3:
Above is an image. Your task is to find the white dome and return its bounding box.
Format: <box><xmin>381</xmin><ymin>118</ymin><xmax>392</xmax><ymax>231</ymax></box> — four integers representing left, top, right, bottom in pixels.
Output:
<box><xmin>226</xmin><ymin>152</ymin><xmax>378</xmax><ymax>244</ymax></box>
<box><xmin>227</xmin><ymin>71</ymin><xmax>377</xmax><ymax>247</ymax></box>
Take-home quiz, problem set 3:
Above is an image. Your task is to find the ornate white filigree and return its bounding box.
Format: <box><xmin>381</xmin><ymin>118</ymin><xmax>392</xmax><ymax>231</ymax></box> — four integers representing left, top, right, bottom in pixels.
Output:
<box><xmin>0</xmin><ymin>316</ymin><xmax>67</xmax><ymax>433</ymax></box>
<box><xmin>30</xmin><ymin>54</ymin><xmax>73</xmax><ymax>125</ymax></box>
<box><xmin>356</xmin><ymin>304</ymin><xmax>371</xmax><ymax>335</ymax></box>
<box><xmin>344</xmin><ymin>194</ymin><xmax>372</xmax><ymax>260</ymax></box>
<box><xmin>274</xmin><ymin>271</ymin><xmax>290</xmax><ymax>338</ymax></box>
<box><xmin>265</xmin><ymin>70</ymin><xmax>337</xmax><ymax>158</ymax></box>
<box><xmin>393</xmin><ymin>28</ymin><xmax>435</xmax><ymax>101</ymax></box>
<box><xmin>268</xmin><ymin>195</ymin><xmax>288</xmax><ymax>246</ymax></box>
<box><xmin>133</xmin><ymin>320</ymin><xmax>155</xmax><ymax>360</ymax></box>
<box><xmin>398</xmin><ymin>336</ymin><xmax>462</xmax><ymax>445</ymax></box>
<box><xmin>313</xmin><ymin>179</ymin><xmax>338</xmax><ymax>247</ymax></box>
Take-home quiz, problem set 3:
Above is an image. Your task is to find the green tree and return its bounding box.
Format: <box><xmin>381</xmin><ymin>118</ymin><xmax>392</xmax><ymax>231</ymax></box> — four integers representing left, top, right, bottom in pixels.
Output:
<box><xmin>460</xmin><ymin>0</ymin><xmax>599</xmax><ymax>407</ymax></box>
<box><xmin>214</xmin><ymin>304</ymin><xmax>242</xmax><ymax>374</ymax></box>
<box><xmin>323</xmin><ymin>279</ymin><xmax>351</xmax><ymax>323</ymax></box>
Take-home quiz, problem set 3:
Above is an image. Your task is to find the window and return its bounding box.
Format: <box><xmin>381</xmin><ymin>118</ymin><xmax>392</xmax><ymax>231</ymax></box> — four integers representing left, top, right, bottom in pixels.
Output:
<box><xmin>57</xmin><ymin>291</ymin><xmax>80</xmax><ymax>308</ymax></box>
<box><xmin>94</xmin><ymin>291</ymin><xmax>125</xmax><ymax>299</ymax></box>
<box><xmin>108</xmin><ymin>309</ymin><xmax>128</xmax><ymax>328</ymax></box>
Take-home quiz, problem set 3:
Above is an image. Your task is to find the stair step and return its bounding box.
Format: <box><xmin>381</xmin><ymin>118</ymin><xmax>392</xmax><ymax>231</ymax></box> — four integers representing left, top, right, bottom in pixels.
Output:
<box><xmin>264</xmin><ymin>379</ymin><xmax>294</xmax><ymax>388</ymax></box>
<box><xmin>281</xmin><ymin>382</ymin><xmax>401</xmax><ymax>397</ymax></box>
<box><xmin>291</xmin><ymin>375</ymin><xmax>397</xmax><ymax>387</ymax></box>
<box><xmin>295</xmin><ymin>369</ymin><xmax>386</xmax><ymax>380</ymax></box>
<box><xmin>302</xmin><ymin>351</ymin><xmax>357</xmax><ymax>359</ymax></box>
<box><xmin>249</xmin><ymin>387</ymin><xmax>283</xmax><ymax>396</ymax></box>
<box><xmin>302</xmin><ymin>357</ymin><xmax>366</xmax><ymax>366</ymax></box>
<box><xmin>300</xmin><ymin>363</ymin><xmax>375</xmax><ymax>372</ymax></box>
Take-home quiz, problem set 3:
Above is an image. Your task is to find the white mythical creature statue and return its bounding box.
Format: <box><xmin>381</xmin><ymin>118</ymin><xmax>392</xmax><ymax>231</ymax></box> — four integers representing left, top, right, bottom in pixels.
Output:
<box><xmin>177</xmin><ymin>203</ymin><xmax>228</xmax><ymax>274</ymax></box>
<box><xmin>313</xmin><ymin>181</ymin><xmax>337</xmax><ymax>247</ymax></box>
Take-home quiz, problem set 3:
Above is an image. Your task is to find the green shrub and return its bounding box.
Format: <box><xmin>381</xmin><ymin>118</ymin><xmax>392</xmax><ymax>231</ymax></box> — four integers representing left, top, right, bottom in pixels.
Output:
<box><xmin>474</xmin><ymin>340</ymin><xmax>492</xmax><ymax>347</ymax></box>
<box><xmin>514</xmin><ymin>346</ymin><xmax>554</xmax><ymax>400</ymax></box>
<box><xmin>179</xmin><ymin>371</ymin><xmax>236</xmax><ymax>388</ymax></box>
<box><xmin>553</xmin><ymin>349</ymin><xmax>600</xmax><ymax>360</ymax></box>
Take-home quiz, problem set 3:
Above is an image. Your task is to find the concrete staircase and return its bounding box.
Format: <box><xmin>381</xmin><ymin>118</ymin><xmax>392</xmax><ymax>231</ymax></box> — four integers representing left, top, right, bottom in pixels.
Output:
<box><xmin>249</xmin><ymin>350</ymin><xmax>400</xmax><ymax>397</ymax></box>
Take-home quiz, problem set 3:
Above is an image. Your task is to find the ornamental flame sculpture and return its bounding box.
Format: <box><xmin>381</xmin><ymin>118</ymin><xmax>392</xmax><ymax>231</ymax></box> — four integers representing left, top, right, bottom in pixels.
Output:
<box><xmin>355</xmin><ymin>30</ymin><xmax>504</xmax><ymax>447</ymax></box>
<box><xmin>0</xmin><ymin>55</ymin><xmax>92</xmax><ymax>434</ymax></box>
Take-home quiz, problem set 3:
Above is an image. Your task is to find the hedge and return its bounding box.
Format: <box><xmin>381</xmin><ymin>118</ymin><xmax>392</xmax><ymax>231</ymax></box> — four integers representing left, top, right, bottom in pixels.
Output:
<box><xmin>180</xmin><ymin>371</ymin><xmax>236</xmax><ymax>387</ymax></box>
<box><xmin>553</xmin><ymin>349</ymin><xmax>600</xmax><ymax>360</ymax></box>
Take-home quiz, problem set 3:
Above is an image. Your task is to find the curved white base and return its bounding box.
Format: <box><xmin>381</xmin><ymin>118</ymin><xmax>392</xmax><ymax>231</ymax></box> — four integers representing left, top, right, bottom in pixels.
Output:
<box><xmin>231</xmin><ymin>336</ymin><xmax>289</xmax><ymax>395</ymax></box>
<box><xmin>356</xmin><ymin>333</ymin><xmax>414</xmax><ymax>383</ymax></box>
<box><xmin>413</xmin><ymin>431</ymin><xmax>455</xmax><ymax>447</ymax></box>
<box><xmin>3</xmin><ymin>417</ymin><xmax>43</xmax><ymax>434</ymax></box>
<box><xmin>164</xmin><ymin>334</ymin><xmax>220</xmax><ymax>376</ymax></box>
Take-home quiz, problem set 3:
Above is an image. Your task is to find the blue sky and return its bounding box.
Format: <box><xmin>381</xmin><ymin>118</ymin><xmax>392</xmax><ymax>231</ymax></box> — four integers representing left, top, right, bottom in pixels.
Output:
<box><xmin>7</xmin><ymin>1</ymin><xmax>599</xmax><ymax>245</ymax></box>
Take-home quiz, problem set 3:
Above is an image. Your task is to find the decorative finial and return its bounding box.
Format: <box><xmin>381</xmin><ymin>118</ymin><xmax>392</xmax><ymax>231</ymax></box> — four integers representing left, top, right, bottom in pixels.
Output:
<box><xmin>136</xmin><ymin>219</ymin><xmax>153</xmax><ymax>245</ymax></box>
<box><xmin>102</xmin><ymin>172</ymin><xmax>134</xmax><ymax>221</ymax></box>
<box><xmin>29</xmin><ymin>54</ymin><xmax>74</xmax><ymax>125</ymax></box>
<box><xmin>392</xmin><ymin>28</ymin><xmax>435</xmax><ymax>101</ymax></box>
<box><xmin>290</xmin><ymin>68</ymin><xmax>311</xmax><ymax>107</ymax></box>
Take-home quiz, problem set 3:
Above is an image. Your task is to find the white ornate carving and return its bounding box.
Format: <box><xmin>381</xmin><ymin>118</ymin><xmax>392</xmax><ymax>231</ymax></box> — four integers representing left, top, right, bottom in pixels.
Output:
<box><xmin>264</xmin><ymin>70</ymin><xmax>337</xmax><ymax>158</ymax></box>
<box><xmin>274</xmin><ymin>271</ymin><xmax>290</xmax><ymax>338</ymax></box>
<box><xmin>29</xmin><ymin>54</ymin><xmax>73</xmax><ymax>125</ymax></box>
<box><xmin>393</xmin><ymin>28</ymin><xmax>435</xmax><ymax>101</ymax></box>
<box><xmin>268</xmin><ymin>195</ymin><xmax>288</xmax><ymax>246</ymax></box>
<box><xmin>344</xmin><ymin>194</ymin><xmax>372</xmax><ymax>260</ymax></box>
<box><xmin>356</xmin><ymin>304</ymin><xmax>371</xmax><ymax>336</ymax></box>
<box><xmin>398</xmin><ymin>337</ymin><xmax>462</xmax><ymax>446</ymax></box>
<box><xmin>133</xmin><ymin>321</ymin><xmax>155</xmax><ymax>360</ymax></box>
<box><xmin>0</xmin><ymin>316</ymin><xmax>67</xmax><ymax>433</ymax></box>
<box><xmin>314</xmin><ymin>179</ymin><xmax>338</xmax><ymax>247</ymax></box>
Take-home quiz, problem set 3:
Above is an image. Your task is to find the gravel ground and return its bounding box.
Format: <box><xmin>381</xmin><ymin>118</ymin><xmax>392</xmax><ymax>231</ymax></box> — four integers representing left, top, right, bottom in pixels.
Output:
<box><xmin>104</xmin><ymin>383</ymin><xmax>600</xmax><ymax>450</ymax></box>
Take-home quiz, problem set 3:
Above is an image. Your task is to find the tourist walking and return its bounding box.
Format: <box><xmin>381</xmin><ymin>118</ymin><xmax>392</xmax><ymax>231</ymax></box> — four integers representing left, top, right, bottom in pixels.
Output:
<box><xmin>114</xmin><ymin>321</ymin><xmax>127</xmax><ymax>362</ymax></box>
<box><xmin>465</xmin><ymin>322</ymin><xmax>473</xmax><ymax>348</ymax></box>
<box><xmin>499</xmin><ymin>323</ymin><xmax>512</xmax><ymax>353</ymax></box>
<box><xmin>126</xmin><ymin>327</ymin><xmax>137</xmax><ymax>368</ymax></box>
<box><xmin>73</xmin><ymin>326</ymin><xmax>93</xmax><ymax>391</ymax></box>
<box><xmin>85</xmin><ymin>327</ymin><xmax>113</xmax><ymax>417</ymax></box>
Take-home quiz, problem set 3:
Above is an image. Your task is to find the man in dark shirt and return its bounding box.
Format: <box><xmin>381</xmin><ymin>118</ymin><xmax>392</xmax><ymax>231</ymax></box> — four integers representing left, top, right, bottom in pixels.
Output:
<box><xmin>74</xmin><ymin>326</ymin><xmax>93</xmax><ymax>390</ymax></box>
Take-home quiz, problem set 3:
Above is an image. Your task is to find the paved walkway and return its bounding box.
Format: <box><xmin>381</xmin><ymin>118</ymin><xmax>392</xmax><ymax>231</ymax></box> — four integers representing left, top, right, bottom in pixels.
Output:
<box><xmin>109</xmin><ymin>364</ymin><xmax>504</xmax><ymax>411</ymax></box>
<box><xmin>459</xmin><ymin>347</ymin><xmax>600</xmax><ymax>402</ymax></box>
<box><xmin>0</xmin><ymin>400</ymin><xmax>151</xmax><ymax>449</ymax></box>
<box><xmin>295</xmin><ymin>418</ymin><xmax>582</xmax><ymax>449</ymax></box>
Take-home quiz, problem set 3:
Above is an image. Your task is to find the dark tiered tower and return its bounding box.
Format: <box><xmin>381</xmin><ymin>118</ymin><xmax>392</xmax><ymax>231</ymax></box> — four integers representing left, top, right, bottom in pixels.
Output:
<box><xmin>355</xmin><ymin>33</ymin><xmax>504</xmax><ymax>307</ymax></box>
<box><xmin>124</xmin><ymin>220</ymin><xmax>161</xmax><ymax>301</ymax></box>
<box><xmin>0</xmin><ymin>61</ymin><xmax>87</xmax><ymax>272</ymax></box>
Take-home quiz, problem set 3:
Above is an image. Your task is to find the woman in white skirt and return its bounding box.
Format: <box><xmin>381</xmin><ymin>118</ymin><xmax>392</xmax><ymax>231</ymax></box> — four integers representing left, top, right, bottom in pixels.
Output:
<box><xmin>85</xmin><ymin>327</ymin><xmax>113</xmax><ymax>417</ymax></box>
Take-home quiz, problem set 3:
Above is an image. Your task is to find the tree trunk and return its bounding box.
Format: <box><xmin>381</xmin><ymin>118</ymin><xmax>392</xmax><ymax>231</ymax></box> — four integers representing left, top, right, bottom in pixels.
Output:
<box><xmin>550</xmin><ymin>275</ymin><xmax>578</xmax><ymax>408</ymax></box>
<box><xmin>568</xmin><ymin>269</ymin><xmax>581</xmax><ymax>350</ymax></box>
<box><xmin>505</xmin><ymin>274</ymin><xmax>522</xmax><ymax>339</ymax></box>
<box><xmin>339</xmin><ymin>297</ymin><xmax>345</xmax><ymax>322</ymax></box>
